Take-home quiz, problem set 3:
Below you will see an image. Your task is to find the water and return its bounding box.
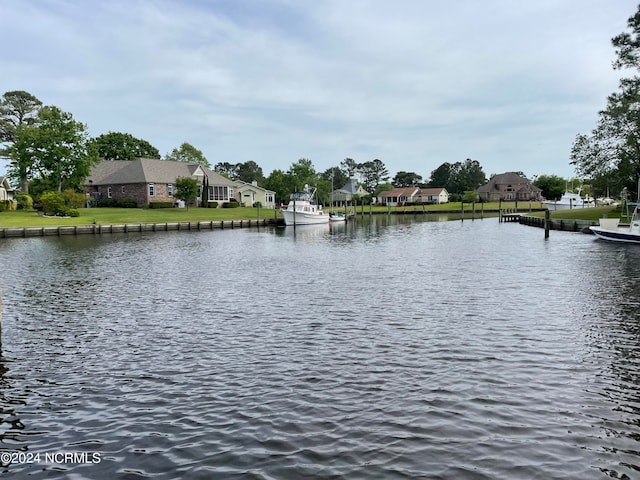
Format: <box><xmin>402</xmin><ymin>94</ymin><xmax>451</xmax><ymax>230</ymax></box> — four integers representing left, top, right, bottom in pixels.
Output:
<box><xmin>0</xmin><ymin>215</ymin><xmax>639</xmax><ymax>479</ymax></box>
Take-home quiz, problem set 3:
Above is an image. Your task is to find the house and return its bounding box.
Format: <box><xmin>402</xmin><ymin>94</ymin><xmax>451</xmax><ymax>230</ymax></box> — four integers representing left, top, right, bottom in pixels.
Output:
<box><xmin>0</xmin><ymin>176</ymin><xmax>16</xmax><ymax>210</ymax></box>
<box><xmin>235</xmin><ymin>180</ymin><xmax>276</xmax><ymax>208</ymax></box>
<box><xmin>84</xmin><ymin>158</ymin><xmax>238</xmax><ymax>207</ymax></box>
<box><xmin>378</xmin><ymin>187</ymin><xmax>420</xmax><ymax>206</ymax></box>
<box><xmin>414</xmin><ymin>187</ymin><xmax>449</xmax><ymax>204</ymax></box>
<box><xmin>331</xmin><ymin>178</ymin><xmax>369</xmax><ymax>206</ymax></box>
<box><xmin>477</xmin><ymin>172</ymin><xmax>542</xmax><ymax>202</ymax></box>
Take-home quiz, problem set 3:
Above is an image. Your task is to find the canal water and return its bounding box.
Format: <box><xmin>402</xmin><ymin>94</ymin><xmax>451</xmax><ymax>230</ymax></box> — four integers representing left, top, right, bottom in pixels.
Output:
<box><xmin>0</xmin><ymin>215</ymin><xmax>639</xmax><ymax>479</ymax></box>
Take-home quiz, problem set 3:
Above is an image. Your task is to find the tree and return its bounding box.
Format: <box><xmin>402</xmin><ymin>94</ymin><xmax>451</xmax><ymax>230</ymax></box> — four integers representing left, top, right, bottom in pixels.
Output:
<box><xmin>571</xmin><ymin>5</ymin><xmax>640</xmax><ymax>197</ymax></box>
<box><xmin>341</xmin><ymin>158</ymin><xmax>358</xmax><ymax>178</ymax></box>
<box><xmin>0</xmin><ymin>90</ymin><xmax>42</xmax><ymax>144</ymax></box>
<box><xmin>0</xmin><ymin>90</ymin><xmax>43</xmax><ymax>191</ymax></box>
<box><xmin>174</xmin><ymin>176</ymin><xmax>199</xmax><ymax>210</ymax></box>
<box><xmin>357</xmin><ymin>159</ymin><xmax>389</xmax><ymax>193</ymax></box>
<box><xmin>321</xmin><ymin>166</ymin><xmax>349</xmax><ymax>191</ymax></box>
<box><xmin>533</xmin><ymin>174</ymin><xmax>566</xmax><ymax>200</ymax></box>
<box><xmin>452</xmin><ymin>158</ymin><xmax>487</xmax><ymax>194</ymax></box>
<box><xmin>92</xmin><ymin>131</ymin><xmax>160</xmax><ymax>160</ymax></box>
<box><xmin>165</xmin><ymin>142</ymin><xmax>210</xmax><ymax>167</ymax></box>
<box><xmin>428</xmin><ymin>163</ymin><xmax>453</xmax><ymax>188</ymax></box>
<box><xmin>288</xmin><ymin>158</ymin><xmax>317</xmax><ymax>190</ymax></box>
<box><xmin>393</xmin><ymin>171</ymin><xmax>422</xmax><ymax>187</ymax></box>
<box><xmin>214</xmin><ymin>162</ymin><xmax>238</xmax><ymax>179</ymax></box>
<box><xmin>430</xmin><ymin>159</ymin><xmax>486</xmax><ymax>195</ymax></box>
<box><xmin>9</xmin><ymin>106</ymin><xmax>98</xmax><ymax>193</ymax></box>
<box><xmin>263</xmin><ymin>169</ymin><xmax>292</xmax><ymax>206</ymax></box>
<box><xmin>236</xmin><ymin>161</ymin><xmax>264</xmax><ymax>183</ymax></box>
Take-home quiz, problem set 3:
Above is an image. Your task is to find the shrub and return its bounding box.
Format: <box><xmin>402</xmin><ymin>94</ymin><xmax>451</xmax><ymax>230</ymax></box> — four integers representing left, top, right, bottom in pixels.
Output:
<box><xmin>62</xmin><ymin>189</ymin><xmax>86</xmax><ymax>209</ymax></box>
<box><xmin>68</xmin><ymin>209</ymin><xmax>80</xmax><ymax>217</ymax></box>
<box><xmin>207</xmin><ymin>202</ymin><xmax>218</xmax><ymax>208</ymax></box>
<box><xmin>120</xmin><ymin>198</ymin><xmax>137</xmax><ymax>208</ymax></box>
<box><xmin>149</xmin><ymin>201</ymin><xmax>174</xmax><ymax>209</ymax></box>
<box><xmin>40</xmin><ymin>191</ymin><xmax>66</xmax><ymax>216</ymax></box>
<box><xmin>253</xmin><ymin>201</ymin><xmax>262</xmax><ymax>208</ymax></box>
<box><xmin>96</xmin><ymin>198</ymin><xmax>118</xmax><ymax>208</ymax></box>
<box><xmin>223</xmin><ymin>201</ymin><xmax>240</xmax><ymax>208</ymax></box>
<box><xmin>15</xmin><ymin>193</ymin><xmax>33</xmax><ymax>210</ymax></box>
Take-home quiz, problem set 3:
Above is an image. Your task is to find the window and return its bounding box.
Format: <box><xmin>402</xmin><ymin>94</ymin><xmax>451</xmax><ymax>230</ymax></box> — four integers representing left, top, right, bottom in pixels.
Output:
<box><xmin>148</xmin><ymin>183</ymin><xmax>155</xmax><ymax>196</ymax></box>
<box><xmin>107</xmin><ymin>186</ymin><xmax>112</xmax><ymax>199</ymax></box>
<box><xmin>121</xmin><ymin>186</ymin><xmax>125</xmax><ymax>194</ymax></box>
<box><xmin>211</xmin><ymin>186</ymin><xmax>229</xmax><ymax>201</ymax></box>
<box><xmin>167</xmin><ymin>184</ymin><xmax>173</xmax><ymax>196</ymax></box>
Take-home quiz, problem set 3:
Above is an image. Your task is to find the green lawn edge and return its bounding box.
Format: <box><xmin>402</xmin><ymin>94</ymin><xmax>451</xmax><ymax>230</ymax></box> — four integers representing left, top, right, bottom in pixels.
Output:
<box><xmin>0</xmin><ymin>202</ymin><xmax>622</xmax><ymax>228</ymax></box>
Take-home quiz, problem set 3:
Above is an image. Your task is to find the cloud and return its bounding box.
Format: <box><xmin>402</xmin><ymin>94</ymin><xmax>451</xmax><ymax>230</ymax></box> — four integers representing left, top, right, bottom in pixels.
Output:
<box><xmin>0</xmin><ymin>0</ymin><xmax>632</xmax><ymax>181</ymax></box>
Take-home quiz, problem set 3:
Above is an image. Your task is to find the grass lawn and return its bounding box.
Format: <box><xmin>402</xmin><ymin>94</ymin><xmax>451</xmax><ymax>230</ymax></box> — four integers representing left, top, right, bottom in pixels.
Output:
<box><xmin>0</xmin><ymin>201</ymin><xmax>621</xmax><ymax>228</ymax></box>
<box><xmin>0</xmin><ymin>207</ymin><xmax>282</xmax><ymax>228</ymax></box>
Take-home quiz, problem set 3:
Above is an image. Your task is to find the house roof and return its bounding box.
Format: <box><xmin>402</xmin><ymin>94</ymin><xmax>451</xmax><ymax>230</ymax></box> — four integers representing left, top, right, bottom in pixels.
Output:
<box><xmin>85</xmin><ymin>158</ymin><xmax>236</xmax><ymax>186</ymax></box>
<box><xmin>477</xmin><ymin>172</ymin><xmax>541</xmax><ymax>193</ymax></box>
<box><xmin>379</xmin><ymin>187</ymin><xmax>420</xmax><ymax>197</ymax></box>
<box><xmin>417</xmin><ymin>187</ymin><xmax>447</xmax><ymax>195</ymax></box>
<box><xmin>336</xmin><ymin>178</ymin><xmax>367</xmax><ymax>194</ymax></box>
<box><xmin>0</xmin><ymin>176</ymin><xmax>14</xmax><ymax>191</ymax></box>
<box><xmin>235</xmin><ymin>180</ymin><xmax>275</xmax><ymax>194</ymax></box>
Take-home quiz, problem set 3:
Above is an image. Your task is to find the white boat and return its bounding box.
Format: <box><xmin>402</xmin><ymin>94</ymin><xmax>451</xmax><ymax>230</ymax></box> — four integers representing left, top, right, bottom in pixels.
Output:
<box><xmin>329</xmin><ymin>212</ymin><xmax>347</xmax><ymax>222</ymax></box>
<box><xmin>589</xmin><ymin>206</ymin><xmax>640</xmax><ymax>244</ymax></box>
<box><xmin>543</xmin><ymin>189</ymin><xmax>595</xmax><ymax>210</ymax></box>
<box><xmin>281</xmin><ymin>185</ymin><xmax>330</xmax><ymax>225</ymax></box>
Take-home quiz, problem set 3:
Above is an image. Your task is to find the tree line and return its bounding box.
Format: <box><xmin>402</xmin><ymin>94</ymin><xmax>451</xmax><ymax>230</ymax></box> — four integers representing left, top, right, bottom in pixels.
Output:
<box><xmin>0</xmin><ymin>91</ymin><xmax>494</xmax><ymax>205</ymax></box>
<box><xmin>3</xmin><ymin>76</ymin><xmax>606</xmax><ymax>207</ymax></box>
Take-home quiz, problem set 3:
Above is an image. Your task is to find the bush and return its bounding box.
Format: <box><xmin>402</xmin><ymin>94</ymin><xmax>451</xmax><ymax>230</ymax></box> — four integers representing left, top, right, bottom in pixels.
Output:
<box><xmin>96</xmin><ymin>198</ymin><xmax>116</xmax><ymax>208</ymax></box>
<box><xmin>149</xmin><ymin>201</ymin><xmax>174</xmax><ymax>209</ymax></box>
<box><xmin>68</xmin><ymin>209</ymin><xmax>80</xmax><ymax>217</ymax></box>
<box><xmin>120</xmin><ymin>198</ymin><xmax>137</xmax><ymax>208</ymax></box>
<box><xmin>207</xmin><ymin>202</ymin><xmax>218</xmax><ymax>208</ymax></box>
<box><xmin>40</xmin><ymin>191</ymin><xmax>66</xmax><ymax>216</ymax></box>
<box><xmin>253</xmin><ymin>201</ymin><xmax>262</xmax><ymax>208</ymax></box>
<box><xmin>62</xmin><ymin>189</ymin><xmax>86</xmax><ymax>209</ymax></box>
<box><xmin>223</xmin><ymin>201</ymin><xmax>240</xmax><ymax>208</ymax></box>
<box><xmin>15</xmin><ymin>193</ymin><xmax>33</xmax><ymax>210</ymax></box>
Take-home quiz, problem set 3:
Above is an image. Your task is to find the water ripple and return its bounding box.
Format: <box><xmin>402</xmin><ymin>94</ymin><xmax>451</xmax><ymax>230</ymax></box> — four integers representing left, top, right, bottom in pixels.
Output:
<box><xmin>0</xmin><ymin>219</ymin><xmax>639</xmax><ymax>478</ymax></box>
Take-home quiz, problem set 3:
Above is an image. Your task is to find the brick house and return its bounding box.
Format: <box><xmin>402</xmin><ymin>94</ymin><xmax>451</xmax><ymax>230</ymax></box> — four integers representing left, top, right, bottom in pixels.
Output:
<box><xmin>84</xmin><ymin>158</ymin><xmax>238</xmax><ymax>207</ymax></box>
<box><xmin>477</xmin><ymin>172</ymin><xmax>542</xmax><ymax>202</ymax></box>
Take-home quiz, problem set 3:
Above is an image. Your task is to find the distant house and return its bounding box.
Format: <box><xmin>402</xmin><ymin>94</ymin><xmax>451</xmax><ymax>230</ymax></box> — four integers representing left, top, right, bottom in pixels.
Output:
<box><xmin>235</xmin><ymin>180</ymin><xmax>276</xmax><ymax>208</ymax></box>
<box><xmin>378</xmin><ymin>187</ymin><xmax>420</xmax><ymax>206</ymax></box>
<box><xmin>477</xmin><ymin>172</ymin><xmax>541</xmax><ymax>202</ymax></box>
<box><xmin>0</xmin><ymin>176</ymin><xmax>16</xmax><ymax>209</ymax></box>
<box><xmin>331</xmin><ymin>178</ymin><xmax>369</xmax><ymax>206</ymax></box>
<box><xmin>378</xmin><ymin>186</ymin><xmax>449</xmax><ymax>206</ymax></box>
<box><xmin>414</xmin><ymin>188</ymin><xmax>449</xmax><ymax>204</ymax></box>
<box><xmin>84</xmin><ymin>158</ymin><xmax>237</xmax><ymax>207</ymax></box>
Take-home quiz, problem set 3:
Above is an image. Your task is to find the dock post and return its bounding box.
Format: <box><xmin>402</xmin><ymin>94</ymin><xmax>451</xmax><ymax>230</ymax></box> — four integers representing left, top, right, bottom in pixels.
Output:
<box><xmin>544</xmin><ymin>209</ymin><xmax>550</xmax><ymax>239</ymax></box>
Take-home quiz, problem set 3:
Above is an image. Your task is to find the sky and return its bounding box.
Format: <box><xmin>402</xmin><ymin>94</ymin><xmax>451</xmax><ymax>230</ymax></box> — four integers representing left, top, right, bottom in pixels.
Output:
<box><xmin>0</xmin><ymin>0</ymin><xmax>636</xmax><ymax>182</ymax></box>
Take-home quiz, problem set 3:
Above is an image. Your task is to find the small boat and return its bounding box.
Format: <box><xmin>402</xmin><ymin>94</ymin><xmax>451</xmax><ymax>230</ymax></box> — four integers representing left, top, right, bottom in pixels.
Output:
<box><xmin>589</xmin><ymin>206</ymin><xmax>640</xmax><ymax>244</ymax></box>
<box><xmin>329</xmin><ymin>212</ymin><xmax>347</xmax><ymax>222</ymax></box>
<box><xmin>281</xmin><ymin>185</ymin><xmax>330</xmax><ymax>225</ymax></box>
<box><xmin>543</xmin><ymin>189</ymin><xmax>595</xmax><ymax>211</ymax></box>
